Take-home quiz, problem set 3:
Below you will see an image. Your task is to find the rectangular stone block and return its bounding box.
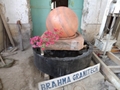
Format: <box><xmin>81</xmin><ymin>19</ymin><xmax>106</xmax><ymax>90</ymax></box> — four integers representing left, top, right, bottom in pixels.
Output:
<box><xmin>45</xmin><ymin>33</ymin><xmax>84</xmax><ymax>51</ymax></box>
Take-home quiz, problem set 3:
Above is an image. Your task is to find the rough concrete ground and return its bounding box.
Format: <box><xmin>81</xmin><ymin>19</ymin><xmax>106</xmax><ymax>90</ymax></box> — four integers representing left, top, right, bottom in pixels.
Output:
<box><xmin>0</xmin><ymin>42</ymin><xmax>44</xmax><ymax>90</ymax></box>
<box><xmin>56</xmin><ymin>72</ymin><xmax>105</xmax><ymax>90</ymax></box>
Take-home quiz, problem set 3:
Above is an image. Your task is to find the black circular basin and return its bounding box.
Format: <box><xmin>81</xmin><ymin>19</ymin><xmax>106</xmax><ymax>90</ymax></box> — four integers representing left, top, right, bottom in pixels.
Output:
<box><xmin>33</xmin><ymin>41</ymin><xmax>93</xmax><ymax>78</ymax></box>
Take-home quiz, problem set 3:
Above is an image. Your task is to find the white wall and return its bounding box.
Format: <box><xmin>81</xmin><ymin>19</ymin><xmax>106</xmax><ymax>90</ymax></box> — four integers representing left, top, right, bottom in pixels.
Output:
<box><xmin>81</xmin><ymin>0</ymin><xmax>108</xmax><ymax>41</ymax></box>
<box><xmin>0</xmin><ymin>0</ymin><xmax>29</xmax><ymax>23</ymax></box>
<box><xmin>0</xmin><ymin>0</ymin><xmax>31</xmax><ymax>43</ymax></box>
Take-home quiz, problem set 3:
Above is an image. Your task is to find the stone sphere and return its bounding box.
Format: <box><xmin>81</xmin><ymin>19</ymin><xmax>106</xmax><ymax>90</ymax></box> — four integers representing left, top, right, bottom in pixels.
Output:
<box><xmin>46</xmin><ymin>7</ymin><xmax>79</xmax><ymax>38</ymax></box>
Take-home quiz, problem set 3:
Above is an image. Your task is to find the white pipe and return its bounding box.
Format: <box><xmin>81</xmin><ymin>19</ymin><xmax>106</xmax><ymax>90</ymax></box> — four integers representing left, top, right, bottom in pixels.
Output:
<box><xmin>103</xmin><ymin>14</ymin><xmax>116</xmax><ymax>56</ymax></box>
<box><xmin>98</xmin><ymin>0</ymin><xmax>113</xmax><ymax>39</ymax></box>
<box><xmin>55</xmin><ymin>1</ymin><xmax>56</xmax><ymax>8</ymax></box>
<box><xmin>109</xmin><ymin>14</ymin><xmax>116</xmax><ymax>36</ymax></box>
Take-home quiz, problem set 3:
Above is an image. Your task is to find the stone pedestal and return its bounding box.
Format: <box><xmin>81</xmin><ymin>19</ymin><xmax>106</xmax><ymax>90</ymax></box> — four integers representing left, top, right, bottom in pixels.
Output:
<box><xmin>45</xmin><ymin>33</ymin><xmax>84</xmax><ymax>51</ymax></box>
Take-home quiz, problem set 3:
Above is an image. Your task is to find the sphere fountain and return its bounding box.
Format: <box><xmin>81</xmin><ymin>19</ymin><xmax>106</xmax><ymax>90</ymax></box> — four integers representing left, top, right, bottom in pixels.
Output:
<box><xmin>33</xmin><ymin>7</ymin><xmax>93</xmax><ymax>78</ymax></box>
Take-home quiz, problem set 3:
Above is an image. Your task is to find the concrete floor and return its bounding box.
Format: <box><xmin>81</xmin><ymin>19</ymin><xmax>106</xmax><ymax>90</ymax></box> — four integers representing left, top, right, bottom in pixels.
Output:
<box><xmin>0</xmin><ymin>44</ymin><xmax>44</xmax><ymax>90</ymax></box>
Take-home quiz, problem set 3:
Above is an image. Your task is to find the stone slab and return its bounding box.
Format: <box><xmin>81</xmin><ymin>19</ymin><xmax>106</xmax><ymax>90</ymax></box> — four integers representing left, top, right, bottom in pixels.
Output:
<box><xmin>45</xmin><ymin>33</ymin><xmax>84</xmax><ymax>51</ymax></box>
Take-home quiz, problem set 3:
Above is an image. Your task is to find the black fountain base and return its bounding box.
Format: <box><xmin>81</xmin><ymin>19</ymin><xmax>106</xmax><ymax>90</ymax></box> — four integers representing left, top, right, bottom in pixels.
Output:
<box><xmin>33</xmin><ymin>41</ymin><xmax>93</xmax><ymax>78</ymax></box>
